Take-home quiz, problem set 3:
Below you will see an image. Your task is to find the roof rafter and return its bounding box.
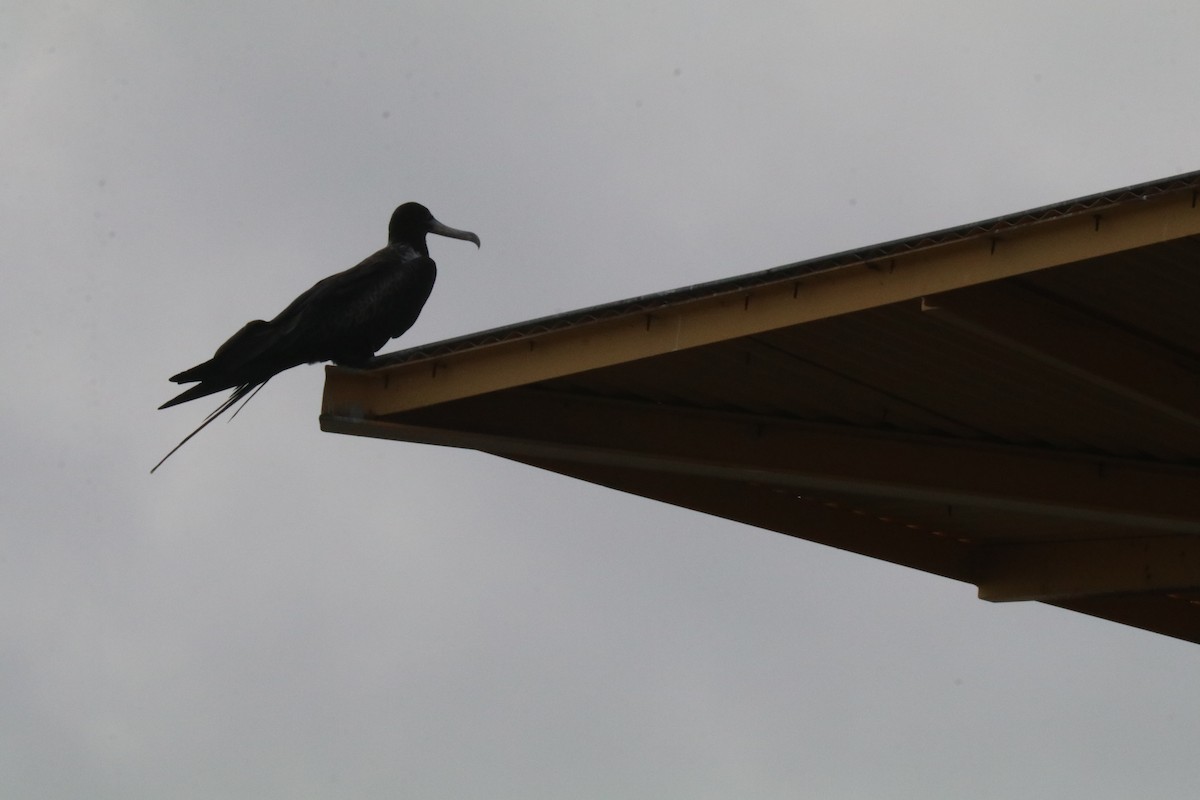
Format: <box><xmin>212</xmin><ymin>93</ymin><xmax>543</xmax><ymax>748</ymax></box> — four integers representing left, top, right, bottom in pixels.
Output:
<box><xmin>510</xmin><ymin>457</ymin><xmax>977</xmax><ymax>582</ymax></box>
<box><xmin>923</xmin><ymin>281</ymin><xmax>1200</xmax><ymax>431</ymax></box>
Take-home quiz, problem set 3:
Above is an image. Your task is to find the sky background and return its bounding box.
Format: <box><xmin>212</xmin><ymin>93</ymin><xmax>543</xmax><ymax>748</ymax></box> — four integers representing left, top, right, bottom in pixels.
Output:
<box><xmin>4</xmin><ymin>1</ymin><xmax>1200</xmax><ymax>797</ymax></box>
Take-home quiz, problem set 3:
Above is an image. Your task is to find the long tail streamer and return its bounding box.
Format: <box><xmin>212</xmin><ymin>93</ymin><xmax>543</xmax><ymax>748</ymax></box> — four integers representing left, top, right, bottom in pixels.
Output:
<box><xmin>150</xmin><ymin>380</ymin><xmax>269</xmax><ymax>474</ymax></box>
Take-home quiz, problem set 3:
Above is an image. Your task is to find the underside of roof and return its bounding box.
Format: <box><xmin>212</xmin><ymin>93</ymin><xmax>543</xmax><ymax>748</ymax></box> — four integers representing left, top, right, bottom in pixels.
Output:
<box><xmin>322</xmin><ymin>171</ymin><xmax>1200</xmax><ymax>644</ymax></box>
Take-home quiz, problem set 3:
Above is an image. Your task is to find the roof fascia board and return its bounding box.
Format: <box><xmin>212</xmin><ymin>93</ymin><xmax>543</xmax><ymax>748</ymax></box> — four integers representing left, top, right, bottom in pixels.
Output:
<box><xmin>324</xmin><ymin>188</ymin><xmax>1200</xmax><ymax>419</ymax></box>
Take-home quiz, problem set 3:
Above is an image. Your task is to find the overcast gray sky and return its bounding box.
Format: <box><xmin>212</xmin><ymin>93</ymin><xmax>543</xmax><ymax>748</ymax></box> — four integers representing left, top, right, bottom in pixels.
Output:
<box><xmin>4</xmin><ymin>1</ymin><xmax>1200</xmax><ymax>797</ymax></box>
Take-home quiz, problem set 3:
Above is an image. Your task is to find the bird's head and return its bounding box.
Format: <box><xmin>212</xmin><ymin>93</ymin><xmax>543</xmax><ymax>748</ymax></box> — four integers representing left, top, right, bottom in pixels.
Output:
<box><xmin>388</xmin><ymin>202</ymin><xmax>481</xmax><ymax>254</ymax></box>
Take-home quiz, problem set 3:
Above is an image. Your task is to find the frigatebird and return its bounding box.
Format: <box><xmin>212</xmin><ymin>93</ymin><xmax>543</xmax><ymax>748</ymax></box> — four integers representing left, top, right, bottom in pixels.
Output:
<box><xmin>152</xmin><ymin>202</ymin><xmax>480</xmax><ymax>473</ymax></box>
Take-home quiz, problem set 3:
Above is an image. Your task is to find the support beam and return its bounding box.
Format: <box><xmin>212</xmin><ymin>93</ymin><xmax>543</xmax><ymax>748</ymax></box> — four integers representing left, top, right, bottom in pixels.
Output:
<box><xmin>321</xmin><ymin>389</ymin><xmax>1200</xmax><ymax>533</ymax></box>
<box><xmin>977</xmin><ymin>535</ymin><xmax>1200</xmax><ymax>602</ymax></box>
<box><xmin>923</xmin><ymin>282</ymin><xmax>1200</xmax><ymax>430</ymax></box>
<box><xmin>517</xmin><ymin>457</ymin><xmax>1200</xmax><ymax>644</ymax></box>
<box><xmin>508</xmin><ymin>457</ymin><xmax>977</xmax><ymax>582</ymax></box>
<box><xmin>530</xmin><ymin>459</ymin><xmax>1200</xmax><ymax>644</ymax></box>
<box><xmin>1050</xmin><ymin>593</ymin><xmax>1200</xmax><ymax>645</ymax></box>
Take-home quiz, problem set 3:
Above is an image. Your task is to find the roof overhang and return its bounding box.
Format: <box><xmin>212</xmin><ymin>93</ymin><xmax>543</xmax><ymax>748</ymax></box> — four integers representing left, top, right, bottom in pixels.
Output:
<box><xmin>322</xmin><ymin>172</ymin><xmax>1200</xmax><ymax>644</ymax></box>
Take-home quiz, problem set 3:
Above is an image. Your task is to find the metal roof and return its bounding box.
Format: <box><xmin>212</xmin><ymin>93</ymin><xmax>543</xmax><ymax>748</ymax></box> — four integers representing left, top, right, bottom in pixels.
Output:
<box><xmin>322</xmin><ymin>170</ymin><xmax>1200</xmax><ymax>644</ymax></box>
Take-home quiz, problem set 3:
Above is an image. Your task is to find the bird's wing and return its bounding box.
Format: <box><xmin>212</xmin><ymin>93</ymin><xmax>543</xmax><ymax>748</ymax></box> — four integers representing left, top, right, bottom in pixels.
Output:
<box><xmin>271</xmin><ymin>248</ymin><xmax>403</xmax><ymax>323</ymax></box>
<box><xmin>262</xmin><ymin>249</ymin><xmax>436</xmax><ymax>362</ymax></box>
<box><xmin>163</xmin><ymin>248</ymin><xmax>433</xmax><ymax>407</ymax></box>
<box><xmin>169</xmin><ymin>319</ymin><xmax>274</xmax><ymax>384</ymax></box>
<box><xmin>170</xmin><ymin>249</ymin><xmax>398</xmax><ymax>385</ymax></box>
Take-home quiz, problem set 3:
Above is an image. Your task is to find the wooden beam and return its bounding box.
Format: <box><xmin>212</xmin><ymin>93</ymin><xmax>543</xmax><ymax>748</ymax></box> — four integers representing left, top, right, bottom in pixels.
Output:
<box><xmin>977</xmin><ymin>535</ymin><xmax>1200</xmax><ymax>602</ymax></box>
<box><xmin>1049</xmin><ymin>593</ymin><xmax>1200</xmax><ymax>645</ymax></box>
<box><xmin>507</xmin><ymin>456</ymin><xmax>977</xmax><ymax>582</ymax></box>
<box><xmin>526</xmin><ymin>458</ymin><xmax>1200</xmax><ymax>644</ymax></box>
<box><xmin>514</xmin><ymin>457</ymin><xmax>1200</xmax><ymax>644</ymax></box>
<box><xmin>321</xmin><ymin>389</ymin><xmax>1200</xmax><ymax>533</ymax></box>
<box><xmin>323</xmin><ymin>190</ymin><xmax>1200</xmax><ymax>417</ymax></box>
<box><xmin>922</xmin><ymin>281</ymin><xmax>1200</xmax><ymax>430</ymax></box>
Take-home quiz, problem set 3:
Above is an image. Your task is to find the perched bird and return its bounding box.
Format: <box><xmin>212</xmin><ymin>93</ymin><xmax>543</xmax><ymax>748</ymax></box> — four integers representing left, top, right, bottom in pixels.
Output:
<box><xmin>152</xmin><ymin>202</ymin><xmax>480</xmax><ymax>473</ymax></box>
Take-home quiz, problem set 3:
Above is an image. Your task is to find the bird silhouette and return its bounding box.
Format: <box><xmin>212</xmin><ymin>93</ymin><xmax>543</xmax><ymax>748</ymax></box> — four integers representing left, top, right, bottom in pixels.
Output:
<box><xmin>152</xmin><ymin>202</ymin><xmax>479</xmax><ymax>472</ymax></box>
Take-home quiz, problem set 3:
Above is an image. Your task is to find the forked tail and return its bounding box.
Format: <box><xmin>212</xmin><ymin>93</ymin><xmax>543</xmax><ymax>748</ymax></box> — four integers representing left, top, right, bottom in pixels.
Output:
<box><xmin>150</xmin><ymin>380</ymin><xmax>270</xmax><ymax>473</ymax></box>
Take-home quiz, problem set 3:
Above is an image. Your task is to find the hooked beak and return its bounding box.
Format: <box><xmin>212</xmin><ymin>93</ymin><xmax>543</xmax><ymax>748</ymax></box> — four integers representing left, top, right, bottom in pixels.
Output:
<box><xmin>429</xmin><ymin>218</ymin><xmax>481</xmax><ymax>248</ymax></box>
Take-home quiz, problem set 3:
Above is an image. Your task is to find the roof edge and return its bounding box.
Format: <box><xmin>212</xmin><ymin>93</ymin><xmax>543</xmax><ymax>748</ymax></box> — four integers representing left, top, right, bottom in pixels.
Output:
<box><xmin>370</xmin><ymin>169</ymin><xmax>1200</xmax><ymax>368</ymax></box>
